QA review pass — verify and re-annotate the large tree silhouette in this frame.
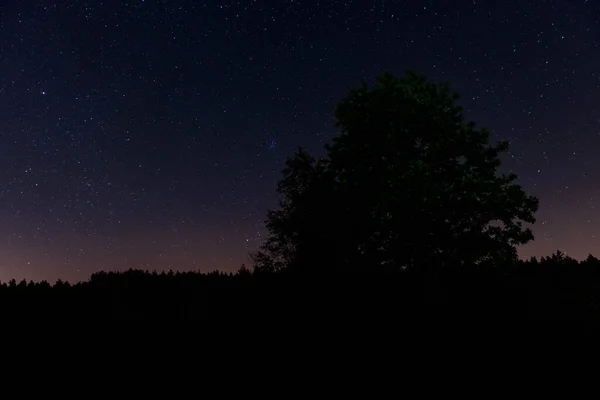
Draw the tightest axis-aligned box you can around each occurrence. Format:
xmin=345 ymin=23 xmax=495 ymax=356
xmin=253 ymin=71 xmax=539 ymax=273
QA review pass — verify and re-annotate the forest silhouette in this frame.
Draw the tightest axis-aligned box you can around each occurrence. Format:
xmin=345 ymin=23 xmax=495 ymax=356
xmin=3 ymin=71 xmax=596 ymax=321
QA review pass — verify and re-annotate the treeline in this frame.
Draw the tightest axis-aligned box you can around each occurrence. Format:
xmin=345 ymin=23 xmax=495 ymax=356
xmin=1 ymin=251 xmax=600 ymax=320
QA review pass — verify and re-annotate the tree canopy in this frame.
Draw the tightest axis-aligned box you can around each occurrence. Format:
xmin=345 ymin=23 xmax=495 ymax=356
xmin=252 ymin=71 xmax=539 ymax=273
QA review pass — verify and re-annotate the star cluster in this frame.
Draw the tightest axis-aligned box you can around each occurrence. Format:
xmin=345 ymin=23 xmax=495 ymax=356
xmin=0 ymin=0 xmax=599 ymax=281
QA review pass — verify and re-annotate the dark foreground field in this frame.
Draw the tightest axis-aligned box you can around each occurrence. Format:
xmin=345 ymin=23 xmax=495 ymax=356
xmin=2 ymin=255 xmax=600 ymax=322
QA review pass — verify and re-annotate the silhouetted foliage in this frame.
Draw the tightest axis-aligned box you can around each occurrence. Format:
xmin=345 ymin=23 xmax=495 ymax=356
xmin=0 ymin=252 xmax=598 ymax=321
xmin=253 ymin=71 xmax=539 ymax=273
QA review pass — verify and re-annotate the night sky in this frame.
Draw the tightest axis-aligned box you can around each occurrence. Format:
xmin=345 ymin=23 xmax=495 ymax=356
xmin=0 ymin=1 xmax=599 ymax=282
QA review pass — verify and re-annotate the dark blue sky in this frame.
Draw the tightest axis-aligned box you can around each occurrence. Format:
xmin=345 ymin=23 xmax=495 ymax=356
xmin=0 ymin=0 xmax=599 ymax=282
